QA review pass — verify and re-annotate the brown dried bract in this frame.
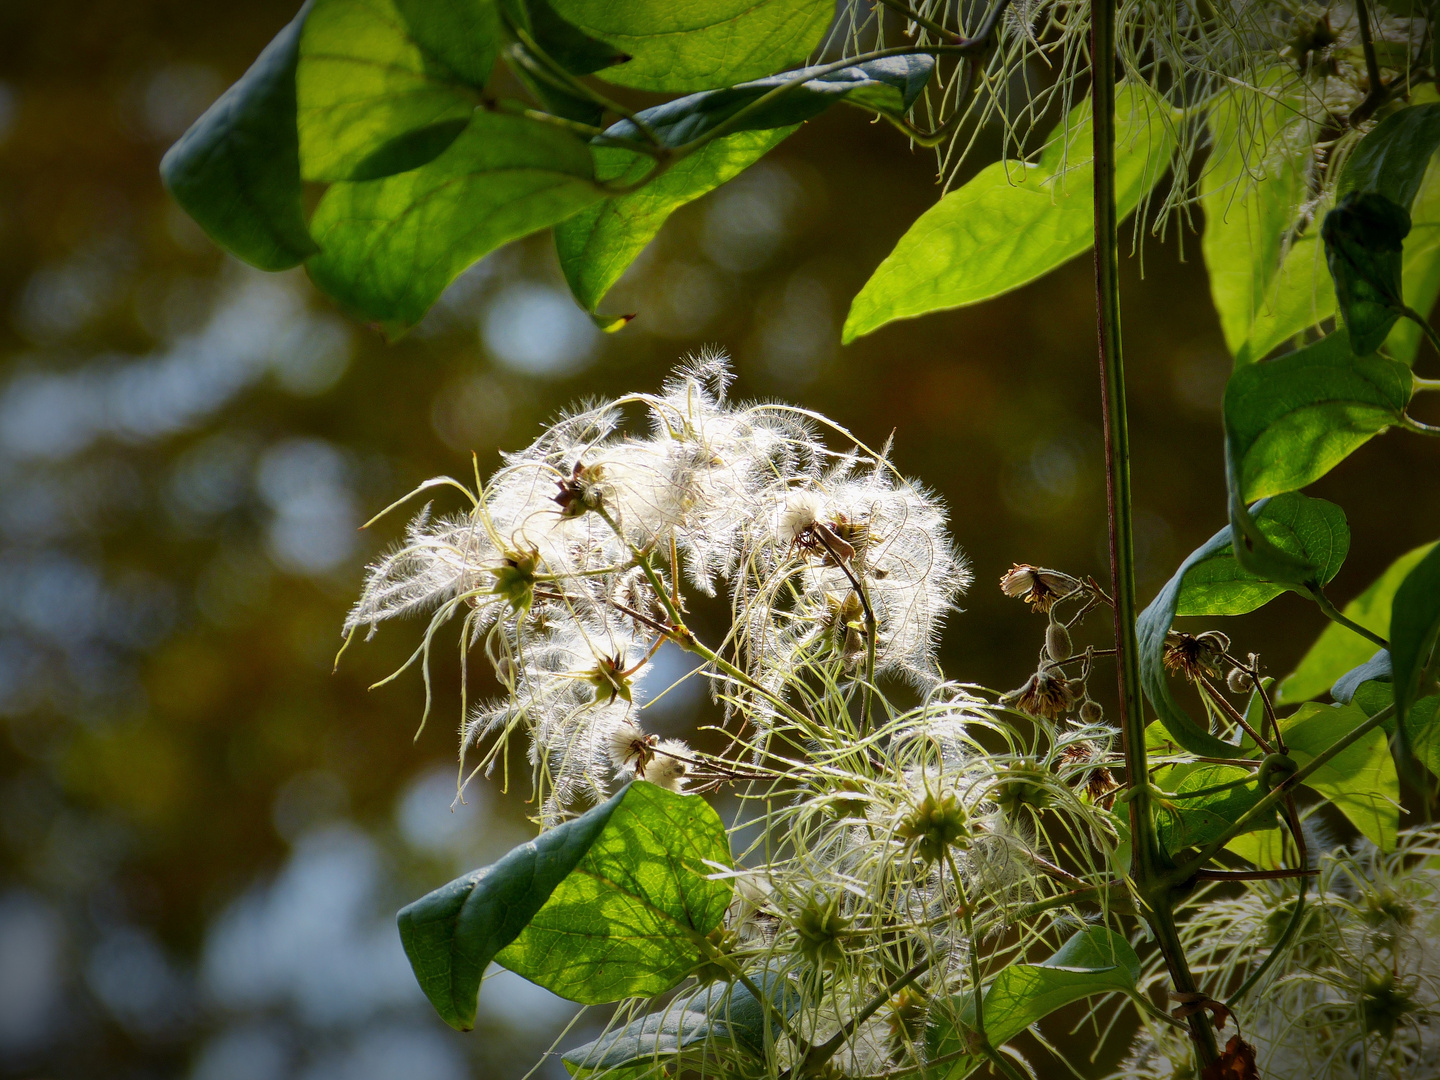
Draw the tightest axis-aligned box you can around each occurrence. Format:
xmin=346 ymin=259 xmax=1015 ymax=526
xmin=1201 ymin=1034 xmax=1259 ymax=1080
xmin=999 ymin=563 xmax=1078 ymax=613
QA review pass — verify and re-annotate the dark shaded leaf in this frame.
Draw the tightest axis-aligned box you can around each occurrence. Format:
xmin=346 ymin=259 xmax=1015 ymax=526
xmin=307 ymin=111 xmax=600 ymax=334
xmin=1392 ymin=543 xmax=1440 ymax=735
xmin=1223 ymin=331 xmax=1412 ymax=501
xmin=1338 ymin=103 xmax=1440 ymax=210
xmin=926 ymin=927 xmax=1140 ymax=1080
xmin=159 ymin=2 xmax=318 ymax=271
xmin=1138 ymin=495 xmax=1348 ymax=757
xmin=503 ymin=0 xmax=628 ymax=75
xmin=297 ymin=0 xmax=501 ymax=181
xmin=844 ymin=83 xmax=1177 ymax=342
xmin=546 ymin=0 xmax=833 ymax=93
xmin=1322 ymin=191 xmax=1411 ymax=355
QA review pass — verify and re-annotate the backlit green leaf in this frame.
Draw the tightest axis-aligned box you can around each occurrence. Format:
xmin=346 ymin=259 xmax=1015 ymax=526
xmin=1201 ymin=77 xmax=1324 ymax=364
xmin=547 ymin=0 xmax=833 ymax=93
xmin=843 ymin=83 xmax=1177 ymax=343
xmin=1277 ymin=542 xmax=1436 ymax=704
xmin=926 ymin=927 xmax=1140 ymax=1080
xmin=1157 ymin=765 xmax=1272 ymax=855
xmin=1382 ymin=155 xmax=1440 ymax=365
xmin=398 ymin=781 xmax=732 ymax=1030
xmin=495 ymin=780 xmax=733 ymax=1004
xmin=1355 ymin=685 xmax=1440 ymax=779
xmin=1391 ymin=543 xmax=1440 ymax=736
xmin=556 ymin=55 xmax=932 ymax=313
xmin=1281 ymin=702 xmax=1398 ymax=850
xmin=1138 ymin=494 xmax=1348 ymax=757
xmin=1222 ymin=330 xmax=1412 ymax=501
xmin=160 ymin=3 xmax=318 ymax=271
xmin=297 ymin=0 xmax=500 ymax=181
xmin=307 ymin=111 xmax=600 ymax=333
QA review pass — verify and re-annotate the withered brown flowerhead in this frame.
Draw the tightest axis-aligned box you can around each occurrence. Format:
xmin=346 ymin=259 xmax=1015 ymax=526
xmin=1009 ymin=668 xmax=1076 ymax=720
xmin=1163 ymin=630 xmax=1231 ymax=683
xmin=999 ymin=563 xmax=1079 ymax=613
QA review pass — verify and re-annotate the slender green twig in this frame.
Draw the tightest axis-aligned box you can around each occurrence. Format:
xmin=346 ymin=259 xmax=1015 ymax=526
xmin=1349 ymin=0 xmax=1390 ymax=125
xmin=1312 ymin=588 xmax=1389 ymax=650
xmin=873 ymin=0 xmax=962 ymax=42
xmin=1090 ymin=0 xmax=1217 ymax=1065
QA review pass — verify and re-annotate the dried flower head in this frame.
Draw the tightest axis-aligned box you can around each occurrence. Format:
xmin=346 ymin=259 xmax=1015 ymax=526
xmin=1163 ymin=630 xmax=1231 ymax=683
xmin=1007 ymin=669 xmax=1077 ymax=720
xmin=1000 ymin=564 xmax=1080 ymax=613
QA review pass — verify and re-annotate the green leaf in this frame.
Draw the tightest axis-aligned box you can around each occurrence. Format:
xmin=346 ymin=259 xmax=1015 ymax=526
xmin=307 ymin=111 xmax=600 ymax=333
xmin=554 ymin=55 xmax=932 ymax=312
xmin=1323 ymin=191 xmax=1411 ymax=355
xmin=398 ymin=782 xmax=732 ymax=1030
xmin=546 ymin=0 xmax=833 ymax=93
xmin=1391 ymin=543 xmax=1440 ymax=735
xmin=1176 ymin=494 xmax=1348 ymax=617
xmin=159 ymin=3 xmax=319 ymax=271
xmin=1222 ymin=330 xmax=1413 ymax=501
xmin=1281 ymin=702 xmax=1398 ymax=850
xmin=1157 ymin=765 xmax=1273 ymax=855
xmin=495 ymin=780 xmax=733 ymax=1004
xmin=843 ymin=83 xmax=1177 ymax=343
xmin=1382 ymin=154 xmax=1440 ymax=365
xmin=1201 ymin=77 xmax=1325 ymax=364
xmin=557 ymin=129 xmax=792 ymax=311
xmin=926 ymin=927 xmax=1140 ymax=1080
xmin=297 ymin=0 xmax=501 ymax=181
xmin=1354 ymin=685 xmax=1440 ymax=779
xmin=1138 ymin=494 xmax=1349 ymax=758
xmin=1226 ymin=826 xmax=1285 ymax=870
xmin=1278 ymin=542 xmax=1436 ymax=705
xmin=503 ymin=0 xmax=628 ymax=76
xmin=1338 ymin=103 xmax=1440 ymax=210
xmin=561 ymin=970 xmax=799 ymax=1078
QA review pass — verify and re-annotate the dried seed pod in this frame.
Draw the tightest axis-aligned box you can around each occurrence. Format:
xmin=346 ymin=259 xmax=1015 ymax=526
xmin=1046 ymin=622 xmax=1073 ymax=661
xmin=1227 ymin=667 xmax=1254 ymax=694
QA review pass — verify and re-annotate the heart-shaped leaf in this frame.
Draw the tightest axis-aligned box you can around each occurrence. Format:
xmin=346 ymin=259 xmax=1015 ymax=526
xmin=1338 ymin=103 xmax=1440 ymax=211
xmin=307 ymin=110 xmax=600 ymax=333
xmin=1223 ymin=330 xmax=1412 ymax=501
xmin=297 ymin=0 xmax=501 ymax=181
xmin=160 ymin=3 xmax=318 ymax=271
xmin=398 ymin=781 xmax=732 ymax=1030
xmin=844 ymin=82 xmax=1177 ymax=343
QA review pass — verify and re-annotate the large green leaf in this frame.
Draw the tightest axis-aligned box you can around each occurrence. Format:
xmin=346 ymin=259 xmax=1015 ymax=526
xmin=1137 ymin=494 xmax=1349 ymax=757
xmin=1201 ymin=78 xmax=1322 ymax=364
xmin=495 ymin=780 xmax=733 ymax=1004
xmin=1391 ymin=543 xmax=1440 ymax=735
xmin=547 ymin=0 xmax=833 ymax=93
xmin=1338 ymin=103 xmax=1440 ymax=209
xmin=561 ymin=970 xmax=799 ymax=1078
xmin=398 ymin=781 xmax=732 ymax=1030
xmin=1157 ymin=764 xmax=1272 ymax=855
xmin=159 ymin=3 xmax=318 ymax=271
xmin=1277 ymin=542 xmax=1437 ymax=704
xmin=555 ymin=54 xmax=932 ymax=313
xmin=1355 ymin=683 xmax=1440 ymax=779
xmin=926 ymin=927 xmax=1140 ymax=1080
xmin=307 ymin=111 xmax=600 ymax=333
xmin=297 ymin=0 xmax=500 ymax=181
xmin=1281 ymin=702 xmax=1398 ymax=850
xmin=1223 ymin=330 xmax=1412 ymax=501
xmin=1385 ymin=155 xmax=1440 ymax=364
xmin=843 ymin=83 xmax=1177 ymax=343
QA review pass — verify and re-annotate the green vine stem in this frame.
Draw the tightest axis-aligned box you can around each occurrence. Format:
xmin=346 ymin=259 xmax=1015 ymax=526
xmin=1089 ymin=0 xmax=1218 ymax=1066
xmin=1312 ymin=587 xmax=1390 ymax=649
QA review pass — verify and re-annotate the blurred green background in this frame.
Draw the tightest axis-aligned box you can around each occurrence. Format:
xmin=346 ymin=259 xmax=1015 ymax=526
xmin=1 ymin=3 xmax=1437 ymax=1079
